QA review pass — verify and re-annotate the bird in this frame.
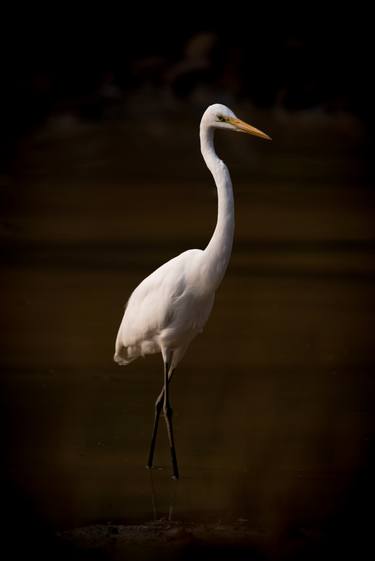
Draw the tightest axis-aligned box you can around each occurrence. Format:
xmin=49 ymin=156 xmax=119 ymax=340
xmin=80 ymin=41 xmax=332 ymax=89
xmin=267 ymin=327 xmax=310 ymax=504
xmin=114 ymin=104 xmax=271 ymax=479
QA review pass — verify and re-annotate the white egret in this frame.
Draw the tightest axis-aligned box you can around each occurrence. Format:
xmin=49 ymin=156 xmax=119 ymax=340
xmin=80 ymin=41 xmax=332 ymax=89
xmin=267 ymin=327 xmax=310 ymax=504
xmin=114 ymin=104 xmax=271 ymax=479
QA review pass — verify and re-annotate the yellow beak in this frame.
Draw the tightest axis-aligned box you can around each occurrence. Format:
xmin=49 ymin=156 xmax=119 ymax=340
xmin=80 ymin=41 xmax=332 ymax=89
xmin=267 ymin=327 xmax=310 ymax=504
xmin=228 ymin=117 xmax=272 ymax=140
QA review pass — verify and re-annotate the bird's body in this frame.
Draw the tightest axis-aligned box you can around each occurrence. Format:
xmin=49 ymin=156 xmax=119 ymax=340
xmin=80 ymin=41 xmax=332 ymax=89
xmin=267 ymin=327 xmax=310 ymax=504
xmin=115 ymin=248 xmax=215 ymax=370
xmin=114 ymin=104 xmax=270 ymax=478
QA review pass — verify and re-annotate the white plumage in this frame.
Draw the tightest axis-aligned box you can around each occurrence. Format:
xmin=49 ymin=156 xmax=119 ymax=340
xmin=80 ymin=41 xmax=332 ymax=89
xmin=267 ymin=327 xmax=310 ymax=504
xmin=115 ymin=249 xmax=215 ymax=369
xmin=114 ymin=104 xmax=271 ymax=479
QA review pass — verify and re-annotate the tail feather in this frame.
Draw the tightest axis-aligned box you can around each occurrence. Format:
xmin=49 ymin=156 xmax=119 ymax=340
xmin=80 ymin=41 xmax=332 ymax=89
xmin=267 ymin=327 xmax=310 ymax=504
xmin=113 ymin=344 xmax=136 ymax=366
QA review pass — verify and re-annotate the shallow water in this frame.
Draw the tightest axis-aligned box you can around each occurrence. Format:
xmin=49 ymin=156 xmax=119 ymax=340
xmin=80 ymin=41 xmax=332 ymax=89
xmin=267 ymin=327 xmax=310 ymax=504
xmin=1 ymin=113 xmax=374 ymax=557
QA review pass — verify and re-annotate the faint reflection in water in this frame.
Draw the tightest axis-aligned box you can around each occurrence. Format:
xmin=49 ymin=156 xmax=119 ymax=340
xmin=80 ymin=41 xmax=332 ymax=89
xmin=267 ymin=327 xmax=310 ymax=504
xmin=148 ymin=467 xmax=179 ymax=521
xmin=148 ymin=469 xmax=158 ymax=520
xmin=168 ymin=479 xmax=178 ymax=521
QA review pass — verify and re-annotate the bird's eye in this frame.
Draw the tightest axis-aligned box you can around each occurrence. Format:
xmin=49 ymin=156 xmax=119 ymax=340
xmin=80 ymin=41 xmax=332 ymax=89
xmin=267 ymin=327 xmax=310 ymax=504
xmin=217 ymin=115 xmax=226 ymax=122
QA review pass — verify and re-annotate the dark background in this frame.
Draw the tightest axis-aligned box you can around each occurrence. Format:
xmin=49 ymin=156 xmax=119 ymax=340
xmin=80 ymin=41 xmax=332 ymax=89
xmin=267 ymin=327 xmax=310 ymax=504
xmin=1 ymin=7 xmax=374 ymax=161
xmin=1 ymin=7 xmax=374 ymax=560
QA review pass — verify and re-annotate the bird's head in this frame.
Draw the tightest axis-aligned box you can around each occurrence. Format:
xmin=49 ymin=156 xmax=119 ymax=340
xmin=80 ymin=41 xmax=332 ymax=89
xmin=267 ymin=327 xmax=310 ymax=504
xmin=201 ymin=103 xmax=271 ymax=140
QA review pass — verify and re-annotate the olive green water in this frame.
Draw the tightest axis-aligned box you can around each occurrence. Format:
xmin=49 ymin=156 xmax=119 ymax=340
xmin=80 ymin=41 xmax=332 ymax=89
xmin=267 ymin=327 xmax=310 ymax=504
xmin=1 ymin=112 xmax=374 ymax=547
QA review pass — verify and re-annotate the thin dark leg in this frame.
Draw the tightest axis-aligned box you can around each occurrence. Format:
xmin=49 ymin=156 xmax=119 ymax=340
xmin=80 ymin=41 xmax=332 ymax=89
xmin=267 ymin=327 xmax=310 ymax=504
xmin=146 ymin=387 xmax=164 ymax=470
xmin=163 ymin=361 xmax=179 ymax=480
xmin=146 ymin=364 xmax=174 ymax=470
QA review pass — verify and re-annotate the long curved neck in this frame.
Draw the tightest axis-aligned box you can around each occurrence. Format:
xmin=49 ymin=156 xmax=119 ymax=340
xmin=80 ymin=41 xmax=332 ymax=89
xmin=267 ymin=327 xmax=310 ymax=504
xmin=200 ymin=123 xmax=234 ymax=290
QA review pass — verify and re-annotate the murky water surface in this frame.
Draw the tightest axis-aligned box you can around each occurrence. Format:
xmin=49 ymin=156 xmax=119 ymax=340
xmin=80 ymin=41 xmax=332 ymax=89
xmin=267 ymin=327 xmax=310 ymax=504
xmin=1 ymin=115 xmax=374 ymax=556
